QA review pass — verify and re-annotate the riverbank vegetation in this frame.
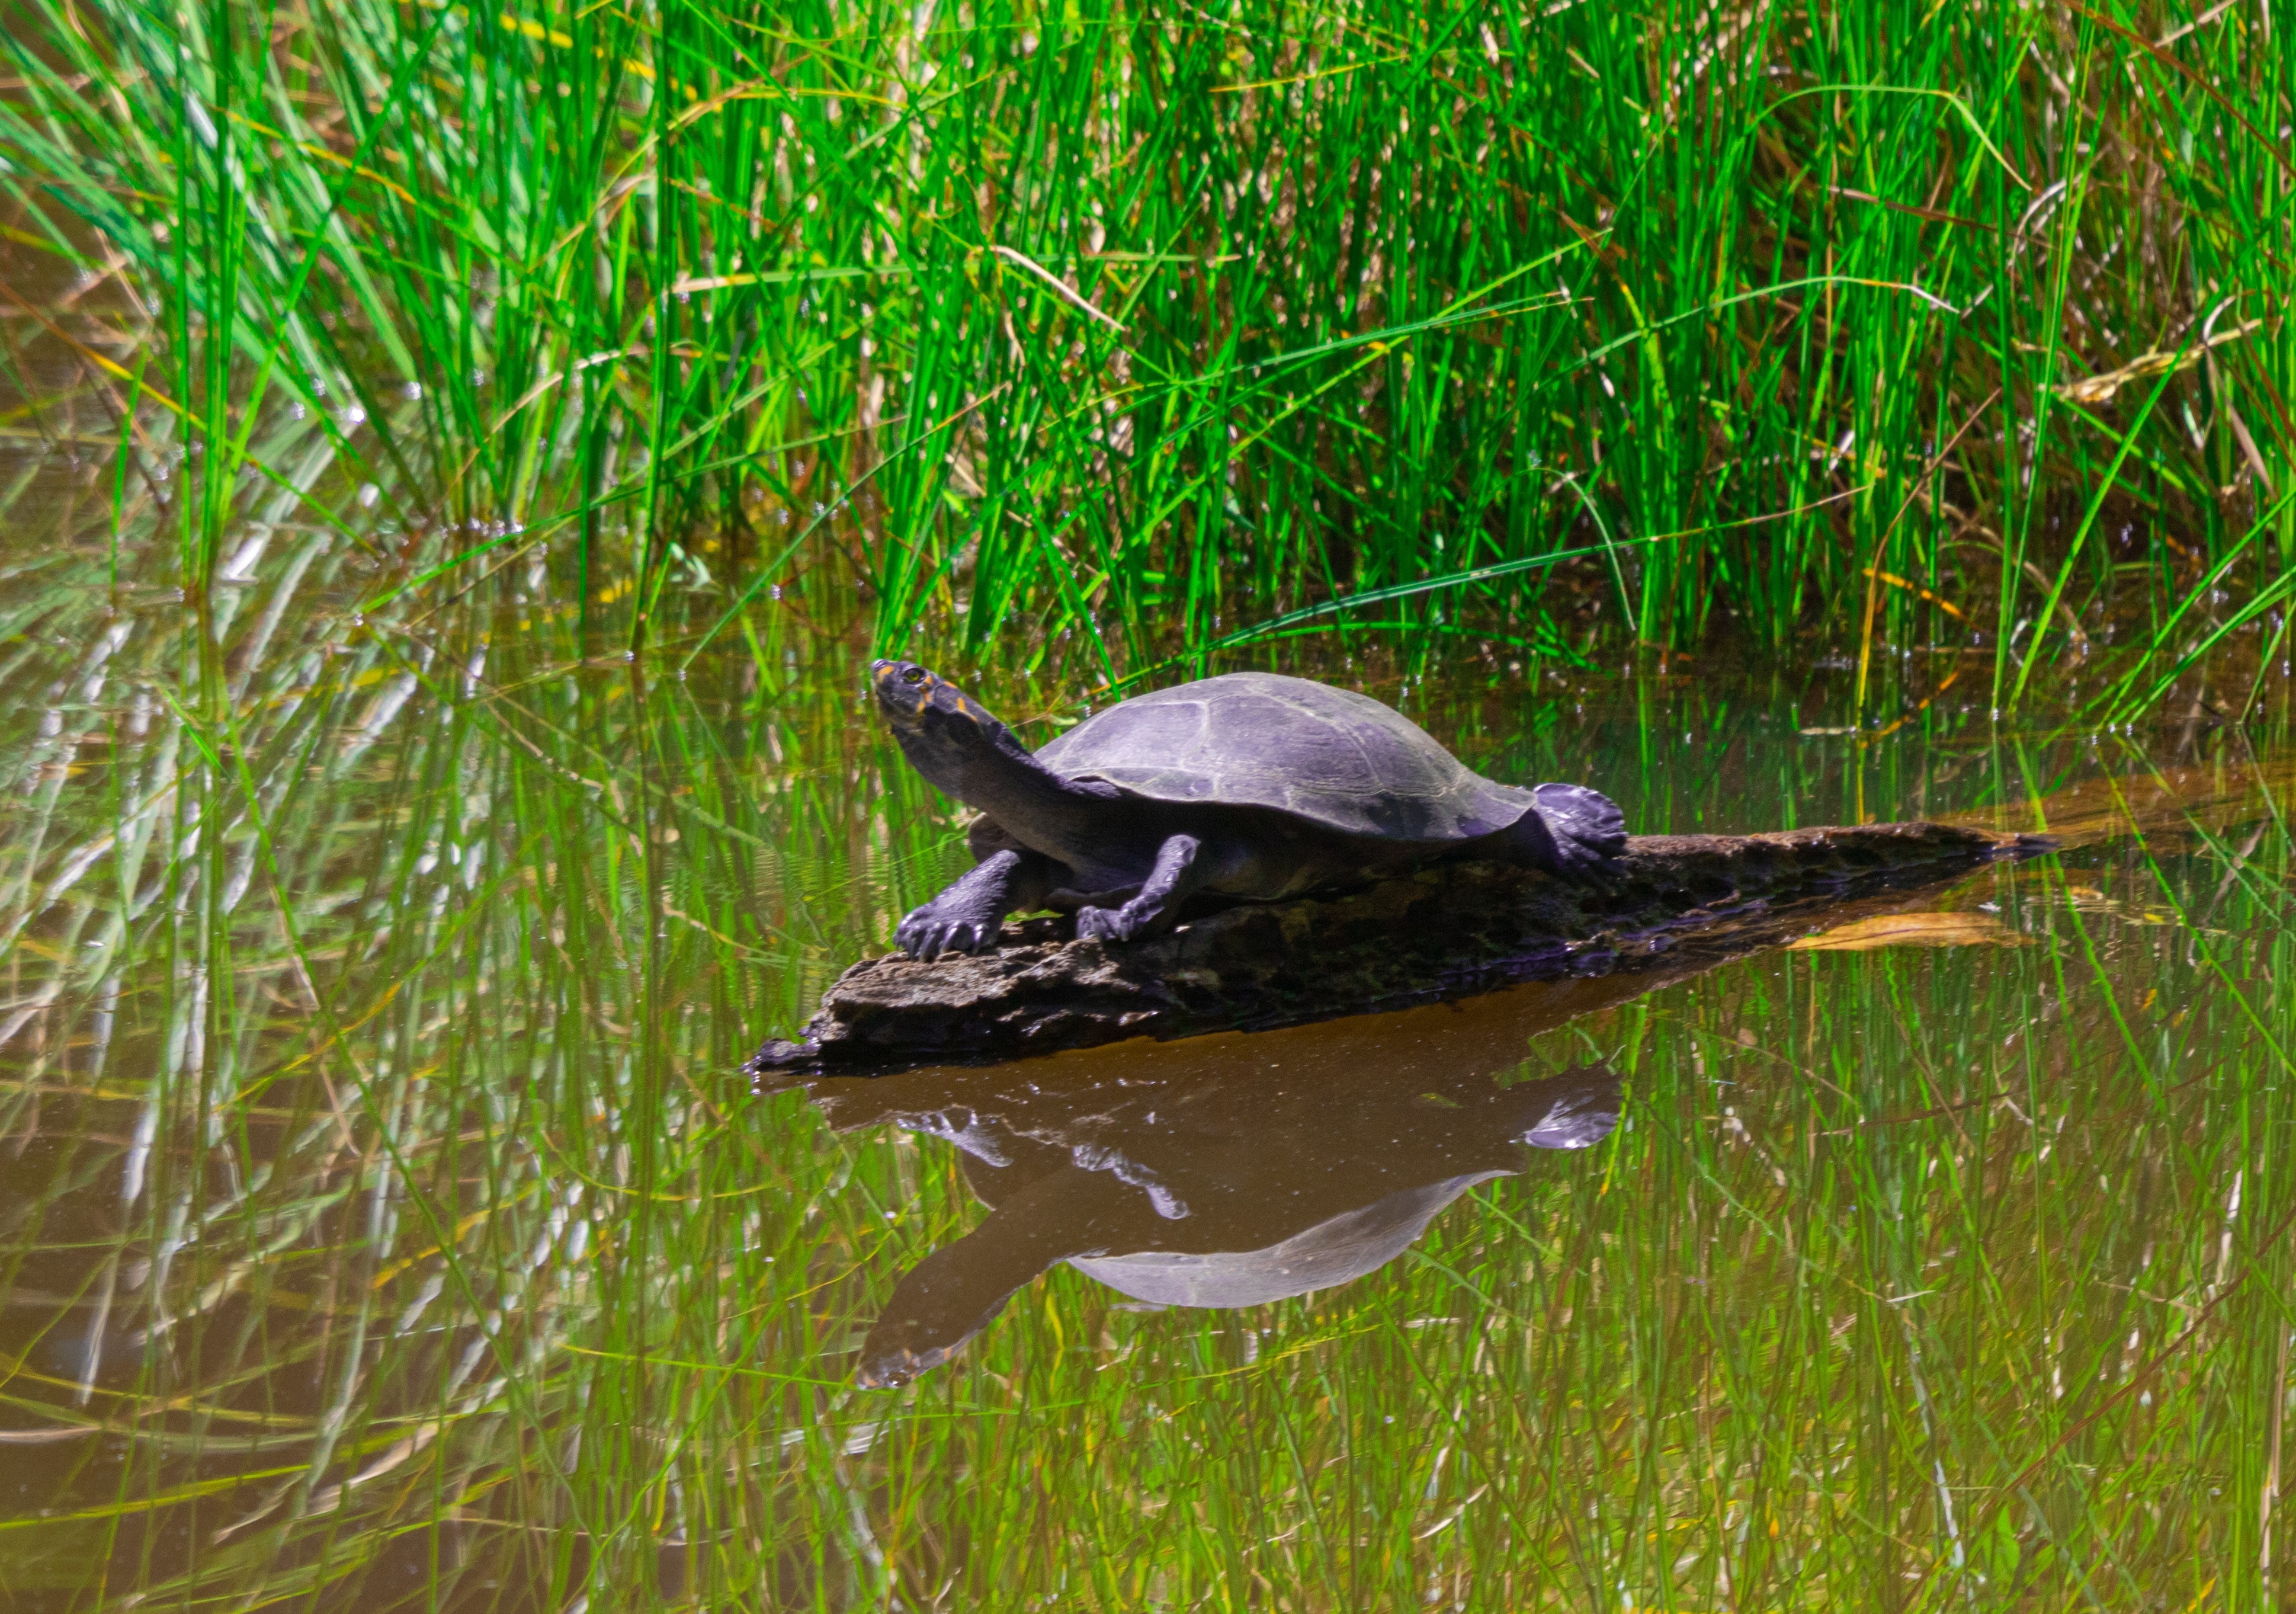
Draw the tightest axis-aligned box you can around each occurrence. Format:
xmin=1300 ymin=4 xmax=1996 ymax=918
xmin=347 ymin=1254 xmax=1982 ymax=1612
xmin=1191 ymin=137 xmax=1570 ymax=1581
xmin=1 ymin=0 xmax=2289 ymax=712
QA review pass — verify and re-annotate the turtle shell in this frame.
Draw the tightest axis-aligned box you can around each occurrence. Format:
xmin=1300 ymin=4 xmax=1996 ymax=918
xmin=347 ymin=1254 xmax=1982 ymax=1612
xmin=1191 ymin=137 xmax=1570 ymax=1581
xmin=1034 ymin=672 xmax=1535 ymax=842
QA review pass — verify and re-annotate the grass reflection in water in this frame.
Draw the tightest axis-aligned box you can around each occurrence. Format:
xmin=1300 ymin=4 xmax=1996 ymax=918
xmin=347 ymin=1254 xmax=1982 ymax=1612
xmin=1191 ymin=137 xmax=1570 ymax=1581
xmin=2 ymin=604 xmax=2294 ymax=1610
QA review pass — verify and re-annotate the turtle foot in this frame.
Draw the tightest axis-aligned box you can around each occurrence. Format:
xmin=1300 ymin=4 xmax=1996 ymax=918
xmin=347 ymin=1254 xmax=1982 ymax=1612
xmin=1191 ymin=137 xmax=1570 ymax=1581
xmin=896 ymin=908 xmax=1000 ymax=960
xmin=1073 ymin=905 xmax=1137 ymax=944
xmin=896 ymin=848 xmax=1054 ymax=959
xmin=1534 ymin=783 xmax=1628 ymax=851
xmin=1076 ymin=902 xmax=1184 ymax=945
xmin=1532 ymin=783 xmax=1630 ymax=888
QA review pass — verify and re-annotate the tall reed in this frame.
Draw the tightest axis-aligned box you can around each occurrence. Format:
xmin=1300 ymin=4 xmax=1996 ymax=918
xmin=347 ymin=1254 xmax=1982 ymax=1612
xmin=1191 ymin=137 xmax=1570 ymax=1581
xmin=2 ymin=0 xmax=2289 ymax=699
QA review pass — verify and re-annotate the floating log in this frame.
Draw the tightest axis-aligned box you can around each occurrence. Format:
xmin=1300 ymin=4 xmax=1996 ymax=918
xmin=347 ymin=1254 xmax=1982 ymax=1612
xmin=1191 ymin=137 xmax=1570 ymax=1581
xmin=749 ymin=821 xmax=2053 ymax=1075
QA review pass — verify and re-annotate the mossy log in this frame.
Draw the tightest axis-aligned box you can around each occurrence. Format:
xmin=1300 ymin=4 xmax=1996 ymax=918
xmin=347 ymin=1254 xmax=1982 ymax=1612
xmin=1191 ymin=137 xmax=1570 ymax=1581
xmin=750 ymin=822 xmax=2052 ymax=1075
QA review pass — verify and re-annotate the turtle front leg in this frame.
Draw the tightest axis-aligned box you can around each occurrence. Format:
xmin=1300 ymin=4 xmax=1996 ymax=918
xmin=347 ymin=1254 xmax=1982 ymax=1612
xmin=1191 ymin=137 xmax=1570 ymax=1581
xmin=898 ymin=848 xmax=1059 ymax=959
xmin=1075 ymin=834 xmax=1209 ymax=945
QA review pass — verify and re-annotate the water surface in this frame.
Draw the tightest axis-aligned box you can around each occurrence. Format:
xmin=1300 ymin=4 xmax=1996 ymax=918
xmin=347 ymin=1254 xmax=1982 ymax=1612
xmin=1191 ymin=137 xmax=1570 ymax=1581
xmin=2 ymin=564 xmax=2292 ymax=1609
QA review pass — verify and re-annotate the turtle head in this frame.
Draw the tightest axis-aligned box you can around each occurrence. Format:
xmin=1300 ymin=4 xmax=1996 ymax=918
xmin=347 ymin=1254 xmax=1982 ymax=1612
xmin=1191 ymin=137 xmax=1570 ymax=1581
xmin=868 ymin=659 xmax=1033 ymax=803
xmin=863 ymin=652 xmax=1010 ymax=744
xmin=868 ymin=658 xmax=982 ymax=733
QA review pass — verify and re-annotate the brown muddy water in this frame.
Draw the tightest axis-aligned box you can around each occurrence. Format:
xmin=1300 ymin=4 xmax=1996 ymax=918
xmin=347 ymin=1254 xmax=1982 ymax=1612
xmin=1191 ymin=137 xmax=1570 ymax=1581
xmin=4 ymin=527 xmax=2295 ymax=1614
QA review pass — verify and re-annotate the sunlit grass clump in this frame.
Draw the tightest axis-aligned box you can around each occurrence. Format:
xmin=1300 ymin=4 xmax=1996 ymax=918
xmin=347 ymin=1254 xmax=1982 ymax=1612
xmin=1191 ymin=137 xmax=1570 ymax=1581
xmin=1 ymin=0 xmax=2290 ymax=703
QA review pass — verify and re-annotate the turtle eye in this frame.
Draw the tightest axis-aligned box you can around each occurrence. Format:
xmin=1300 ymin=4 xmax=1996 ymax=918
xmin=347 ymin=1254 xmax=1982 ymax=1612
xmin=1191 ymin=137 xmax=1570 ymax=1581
xmin=900 ymin=666 xmax=926 ymax=686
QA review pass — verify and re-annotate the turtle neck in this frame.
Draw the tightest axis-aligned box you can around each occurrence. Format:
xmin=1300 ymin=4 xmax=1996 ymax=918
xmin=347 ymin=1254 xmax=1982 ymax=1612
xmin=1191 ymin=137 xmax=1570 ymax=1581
xmin=894 ymin=716 xmax=1115 ymax=867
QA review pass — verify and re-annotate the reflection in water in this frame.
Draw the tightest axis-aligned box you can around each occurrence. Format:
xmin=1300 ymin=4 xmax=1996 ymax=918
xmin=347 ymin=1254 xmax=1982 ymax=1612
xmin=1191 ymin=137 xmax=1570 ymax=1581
xmin=790 ymin=865 xmax=2085 ymax=1386
xmin=819 ymin=1061 xmax=1620 ymax=1386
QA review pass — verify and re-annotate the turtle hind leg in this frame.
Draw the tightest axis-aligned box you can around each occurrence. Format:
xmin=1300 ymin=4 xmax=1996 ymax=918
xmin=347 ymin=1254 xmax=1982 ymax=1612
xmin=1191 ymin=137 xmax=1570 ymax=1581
xmin=1500 ymin=784 xmax=1628 ymax=885
xmin=898 ymin=848 xmax=1059 ymax=959
xmin=1075 ymin=833 xmax=1209 ymax=945
xmin=1534 ymin=783 xmax=1627 ymax=860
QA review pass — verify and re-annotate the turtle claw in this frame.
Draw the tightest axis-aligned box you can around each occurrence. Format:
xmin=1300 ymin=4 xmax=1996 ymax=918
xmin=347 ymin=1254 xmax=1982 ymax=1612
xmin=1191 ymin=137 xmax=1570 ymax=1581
xmin=1073 ymin=906 xmax=1131 ymax=944
xmin=896 ymin=849 xmax=1049 ymax=960
xmin=1075 ymin=902 xmax=1173 ymax=944
xmin=896 ymin=910 xmax=996 ymax=960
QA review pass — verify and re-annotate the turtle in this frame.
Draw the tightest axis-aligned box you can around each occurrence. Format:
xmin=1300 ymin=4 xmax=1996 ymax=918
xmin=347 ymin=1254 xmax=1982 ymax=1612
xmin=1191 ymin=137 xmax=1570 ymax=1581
xmin=870 ymin=658 xmax=1628 ymax=959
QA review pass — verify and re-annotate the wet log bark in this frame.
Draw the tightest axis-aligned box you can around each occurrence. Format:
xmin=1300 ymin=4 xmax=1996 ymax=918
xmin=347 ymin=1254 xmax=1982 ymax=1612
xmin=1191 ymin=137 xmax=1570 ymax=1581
xmin=750 ymin=821 xmax=2051 ymax=1075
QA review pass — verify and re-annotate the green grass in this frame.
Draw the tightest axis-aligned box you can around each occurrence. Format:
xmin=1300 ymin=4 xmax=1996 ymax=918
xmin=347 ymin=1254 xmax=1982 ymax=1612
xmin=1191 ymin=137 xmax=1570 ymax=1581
xmin=1 ymin=0 xmax=2291 ymax=706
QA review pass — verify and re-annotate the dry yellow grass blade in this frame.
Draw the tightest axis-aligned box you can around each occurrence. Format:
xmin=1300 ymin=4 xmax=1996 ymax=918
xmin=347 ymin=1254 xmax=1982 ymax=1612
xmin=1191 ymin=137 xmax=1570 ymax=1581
xmin=2056 ymin=318 xmax=2265 ymax=405
xmin=1788 ymin=910 xmax=2032 ymax=951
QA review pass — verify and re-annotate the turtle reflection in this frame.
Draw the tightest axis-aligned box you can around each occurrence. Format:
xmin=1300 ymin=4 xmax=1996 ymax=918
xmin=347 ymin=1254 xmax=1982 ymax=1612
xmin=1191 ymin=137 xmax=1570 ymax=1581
xmin=809 ymin=1059 xmax=1620 ymax=1386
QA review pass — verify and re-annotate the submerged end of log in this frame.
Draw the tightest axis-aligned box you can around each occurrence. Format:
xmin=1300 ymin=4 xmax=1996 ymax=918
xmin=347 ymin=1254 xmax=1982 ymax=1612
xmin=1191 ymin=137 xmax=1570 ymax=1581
xmin=750 ymin=822 xmax=2054 ymax=1075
